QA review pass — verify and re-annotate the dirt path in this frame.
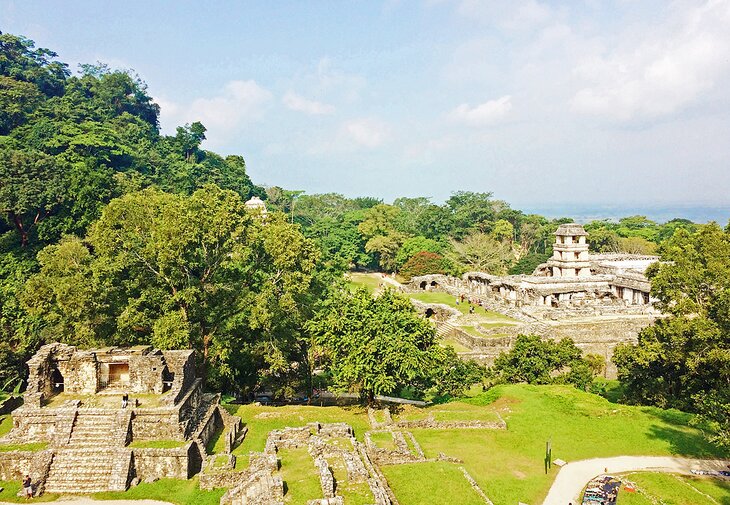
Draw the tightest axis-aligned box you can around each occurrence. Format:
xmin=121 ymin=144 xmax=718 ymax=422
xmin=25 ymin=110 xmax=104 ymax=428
xmin=541 ymin=455 xmax=730 ymax=505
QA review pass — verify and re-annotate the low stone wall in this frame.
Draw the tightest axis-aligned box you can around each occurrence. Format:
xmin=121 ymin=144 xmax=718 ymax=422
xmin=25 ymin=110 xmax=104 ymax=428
xmin=4 ymin=407 xmax=69 ymax=444
xmin=0 ymin=450 xmax=53 ymax=482
xmin=131 ymin=409 xmax=185 ymax=441
xmin=131 ymin=444 xmax=194 ymax=480
xmin=194 ymin=400 xmax=223 ymax=450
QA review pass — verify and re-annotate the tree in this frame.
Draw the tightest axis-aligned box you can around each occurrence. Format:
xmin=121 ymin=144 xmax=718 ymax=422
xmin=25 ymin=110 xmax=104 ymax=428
xmin=0 ymin=148 xmax=65 ymax=246
xmin=358 ymin=204 xmax=407 ymax=271
xmin=448 ymin=231 xmax=512 ymax=274
xmin=446 ymin=191 xmax=495 ymax=238
xmin=400 ymin=251 xmax=448 ymax=280
xmin=395 ymin=236 xmax=443 ymax=269
xmin=491 ymin=334 xmax=595 ymax=390
xmin=307 ymin=288 xmax=440 ymax=403
xmin=23 ymin=186 xmax=321 ymax=392
xmin=613 ymin=223 xmax=730 ymax=449
xmin=586 ymin=226 xmax=620 ymax=253
xmin=618 ymin=236 xmax=656 ymax=255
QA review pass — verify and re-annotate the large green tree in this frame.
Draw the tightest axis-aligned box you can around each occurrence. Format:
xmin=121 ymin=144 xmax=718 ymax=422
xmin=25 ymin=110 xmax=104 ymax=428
xmin=307 ymin=287 xmax=441 ymax=402
xmin=23 ymin=186 xmax=320 ymax=392
xmin=613 ymin=223 xmax=730 ymax=449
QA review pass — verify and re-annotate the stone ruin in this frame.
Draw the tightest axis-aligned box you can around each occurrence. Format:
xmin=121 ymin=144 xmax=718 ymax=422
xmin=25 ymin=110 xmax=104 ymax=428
xmin=408 ymin=223 xmax=661 ymax=377
xmin=412 ymin=223 xmax=658 ymax=312
xmin=0 ymin=343 xmax=243 ymax=496
xmin=217 ymin=422 xmax=392 ymax=505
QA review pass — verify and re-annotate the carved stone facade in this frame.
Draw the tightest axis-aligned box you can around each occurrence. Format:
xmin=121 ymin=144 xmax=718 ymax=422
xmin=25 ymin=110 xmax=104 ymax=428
xmin=0 ymin=344 xmax=238 ymax=496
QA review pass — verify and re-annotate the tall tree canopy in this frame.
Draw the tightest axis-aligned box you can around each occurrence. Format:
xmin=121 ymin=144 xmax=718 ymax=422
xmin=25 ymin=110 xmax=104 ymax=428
xmin=23 ymin=186 xmax=320 ymax=392
xmin=613 ymin=223 xmax=730 ymax=449
xmin=307 ymin=288 xmax=445 ymax=402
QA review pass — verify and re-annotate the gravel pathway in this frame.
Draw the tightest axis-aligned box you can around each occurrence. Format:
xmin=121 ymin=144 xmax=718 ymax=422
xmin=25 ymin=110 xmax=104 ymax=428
xmin=541 ymin=455 xmax=730 ymax=505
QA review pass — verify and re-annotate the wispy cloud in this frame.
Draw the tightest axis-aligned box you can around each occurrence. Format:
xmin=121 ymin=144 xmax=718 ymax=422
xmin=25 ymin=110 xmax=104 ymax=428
xmin=571 ymin=0 xmax=730 ymax=121
xmin=450 ymin=95 xmax=512 ymax=126
xmin=157 ymin=80 xmax=272 ymax=141
xmin=343 ymin=118 xmax=390 ymax=148
xmin=282 ymin=92 xmax=335 ymax=115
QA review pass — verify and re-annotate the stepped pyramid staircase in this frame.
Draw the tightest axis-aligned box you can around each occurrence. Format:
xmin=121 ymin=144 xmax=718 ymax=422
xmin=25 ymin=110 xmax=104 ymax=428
xmin=44 ymin=410 xmax=132 ymax=494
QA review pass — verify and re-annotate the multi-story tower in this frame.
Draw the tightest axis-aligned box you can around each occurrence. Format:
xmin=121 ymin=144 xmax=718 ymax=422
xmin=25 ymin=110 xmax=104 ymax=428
xmin=546 ymin=223 xmax=591 ymax=277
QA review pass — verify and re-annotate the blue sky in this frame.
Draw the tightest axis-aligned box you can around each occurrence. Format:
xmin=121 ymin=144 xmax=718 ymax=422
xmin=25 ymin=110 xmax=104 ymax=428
xmin=3 ymin=0 xmax=730 ymax=211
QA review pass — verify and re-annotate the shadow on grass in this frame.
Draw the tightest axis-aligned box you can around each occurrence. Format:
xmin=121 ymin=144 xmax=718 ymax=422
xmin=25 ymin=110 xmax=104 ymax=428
xmin=646 ymin=424 xmax=727 ymax=458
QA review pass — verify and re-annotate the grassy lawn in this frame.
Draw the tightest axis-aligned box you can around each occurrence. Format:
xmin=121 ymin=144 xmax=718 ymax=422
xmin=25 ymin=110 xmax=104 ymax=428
xmin=439 ymin=336 xmax=473 ymax=353
xmin=94 ymin=477 xmax=223 ymax=505
xmin=0 ymin=414 xmax=12 ymax=437
xmin=0 ymin=481 xmax=59 ymax=503
xmin=408 ymin=291 xmax=516 ymax=322
xmin=0 ymin=442 xmax=48 ymax=452
xmin=383 ymin=461 xmax=485 ymax=505
xmin=205 ymin=426 xmax=226 ymax=454
xmin=229 ymin=404 xmax=370 ymax=469
xmin=393 ymin=403 xmax=501 ymax=423
xmin=128 ymin=439 xmax=187 ymax=449
xmin=346 ymin=273 xmax=383 ymax=292
xmin=278 ymin=447 xmax=322 ymax=504
xmin=369 ymin=431 xmax=396 ymax=451
xmin=618 ymin=472 xmax=730 ymax=505
xmin=398 ymin=384 xmax=727 ymax=505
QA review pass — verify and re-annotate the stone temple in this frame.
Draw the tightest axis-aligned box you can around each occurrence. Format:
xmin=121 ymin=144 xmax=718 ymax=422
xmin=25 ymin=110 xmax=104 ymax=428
xmin=0 ymin=343 xmax=243 ymax=495
xmin=407 ymin=223 xmax=660 ymax=376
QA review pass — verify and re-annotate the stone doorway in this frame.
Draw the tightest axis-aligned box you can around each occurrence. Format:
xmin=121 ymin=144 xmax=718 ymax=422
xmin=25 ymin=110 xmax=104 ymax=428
xmin=51 ymin=367 xmax=64 ymax=393
xmin=100 ymin=362 xmax=130 ymax=389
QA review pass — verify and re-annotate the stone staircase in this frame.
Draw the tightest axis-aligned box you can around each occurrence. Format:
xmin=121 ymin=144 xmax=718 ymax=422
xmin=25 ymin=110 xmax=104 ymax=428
xmin=67 ymin=411 xmax=117 ymax=446
xmin=44 ymin=448 xmax=116 ymax=493
xmin=45 ymin=411 xmax=130 ymax=493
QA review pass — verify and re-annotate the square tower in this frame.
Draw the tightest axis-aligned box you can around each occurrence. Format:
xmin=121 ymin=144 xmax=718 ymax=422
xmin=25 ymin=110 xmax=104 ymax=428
xmin=546 ymin=223 xmax=591 ymax=277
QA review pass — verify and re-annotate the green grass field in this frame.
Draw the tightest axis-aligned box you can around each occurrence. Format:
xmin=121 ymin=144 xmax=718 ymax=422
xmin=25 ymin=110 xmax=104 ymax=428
xmin=0 ymin=415 xmax=12 ymax=437
xmin=0 ymin=384 xmax=724 ymax=505
xmin=618 ymin=472 xmax=730 ymax=505
xmin=128 ymin=439 xmax=187 ymax=449
xmin=94 ymin=477 xmax=224 ymax=505
xmin=383 ymin=462 xmax=485 ymax=505
xmin=278 ymin=447 xmax=323 ymax=504
xmin=229 ymin=403 xmax=370 ymax=469
xmin=346 ymin=273 xmax=383 ymax=292
xmin=384 ymin=384 xmax=727 ymax=505
xmin=0 ymin=481 xmax=58 ymax=503
xmin=407 ymin=291 xmax=516 ymax=322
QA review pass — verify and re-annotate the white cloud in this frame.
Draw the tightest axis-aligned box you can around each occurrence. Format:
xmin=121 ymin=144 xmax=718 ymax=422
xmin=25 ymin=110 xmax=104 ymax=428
xmin=157 ymin=80 xmax=272 ymax=140
xmin=344 ymin=118 xmax=390 ymax=148
xmin=282 ymin=92 xmax=335 ymax=115
xmin=306 ymin=118 xmax=391 ymax=155
xmin=450 ymin=95 xmax=513 ymax=126
xmin=570 ymin=0 xmax=730 ymax=121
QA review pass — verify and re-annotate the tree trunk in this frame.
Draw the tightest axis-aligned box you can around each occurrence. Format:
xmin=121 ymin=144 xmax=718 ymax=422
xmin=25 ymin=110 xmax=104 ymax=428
xmin=10 ymin=214 xmax=28 ymax=247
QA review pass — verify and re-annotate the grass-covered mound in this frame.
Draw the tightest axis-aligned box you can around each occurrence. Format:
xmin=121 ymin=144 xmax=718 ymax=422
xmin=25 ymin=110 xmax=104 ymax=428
xmin=618 ymin=472 xmax=730 ymax=504
xmin=383 ymin=384 xmax=728 ymax=505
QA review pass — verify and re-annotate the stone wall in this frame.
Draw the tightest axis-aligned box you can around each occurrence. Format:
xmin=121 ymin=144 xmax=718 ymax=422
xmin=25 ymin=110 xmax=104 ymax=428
xmin=0 ymin=450 xmax=53 ymax=482
xmin=162 ymin=350 xmax=197 ymax=404
xmin=131 ymin=444 xmax=194 ymax=480
xmin=63 ymin=351 xmax=99 ymax=394
xmin=5 ymin=408 xmax=66 ymax=444
xmin=129 ymin=352 xmax=166 ymax=394
xmin=131 ymin=409 xmax=185 ymax=441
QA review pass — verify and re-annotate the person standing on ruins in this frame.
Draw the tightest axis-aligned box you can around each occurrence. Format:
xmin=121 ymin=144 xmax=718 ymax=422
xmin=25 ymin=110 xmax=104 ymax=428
xmin=22 ymin=474 xmax=32 ymax=499
xmin=121 ymin=393 xmax=128 ymax=408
